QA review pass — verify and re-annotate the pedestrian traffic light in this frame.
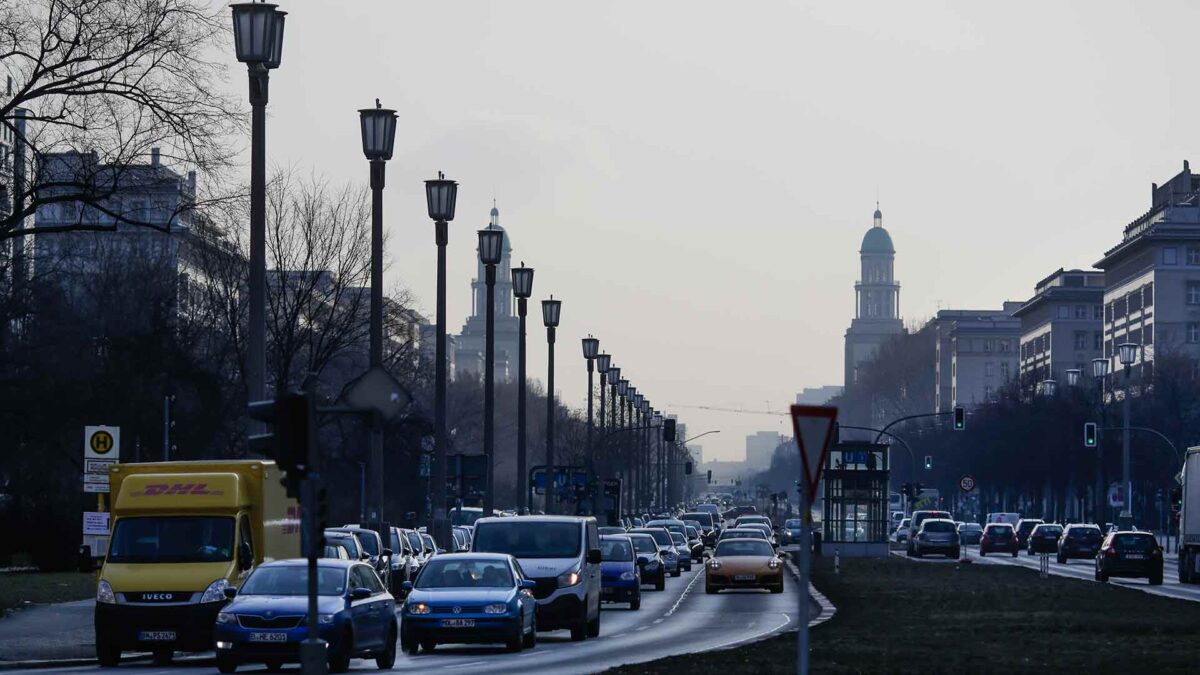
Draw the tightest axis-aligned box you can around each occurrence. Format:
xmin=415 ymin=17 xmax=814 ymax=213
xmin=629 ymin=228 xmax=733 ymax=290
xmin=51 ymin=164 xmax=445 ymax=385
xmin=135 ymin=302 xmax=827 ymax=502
xmin=924 ymin=455 xmax=933 ymax=470
xmin=247 ymin=391 xmax=315 ymax=498
xmin=663 ymin=419 xmax=676 ymax=443
xmin=1084 ymin=422 xmax=1097 ymax=448
xmin=953 ymin=406 xmax=965 ymax=430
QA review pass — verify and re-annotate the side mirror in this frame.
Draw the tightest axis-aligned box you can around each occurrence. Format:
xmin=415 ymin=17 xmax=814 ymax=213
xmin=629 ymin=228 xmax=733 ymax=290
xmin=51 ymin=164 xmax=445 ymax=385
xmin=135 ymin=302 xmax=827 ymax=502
xmin=223 ymin=586 xmax=238 ymax=599
xmin=350 ymin=587 xmax=372 ymax=600
xmin=382 ymin=548 xmax=393 ymax=558
xmin=587 ymin=549 xmax=602 ymax=565
xmin=520 ymin=579 xmax=536 ymax=590
xmin=400 ymin=581 xmax=414 ymax=593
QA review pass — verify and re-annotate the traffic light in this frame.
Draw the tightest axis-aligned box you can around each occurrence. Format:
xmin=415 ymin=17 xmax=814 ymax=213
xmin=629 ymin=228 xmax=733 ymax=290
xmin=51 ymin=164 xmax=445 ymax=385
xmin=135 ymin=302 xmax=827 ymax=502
xmin=1171 ymin=485 xmax=1183 ymax=513
xmin=953 ymin=406 xmax=965 ymax=430
xmin=1084 ymin=422 xmax=1098 ymax=448
xmin=247 ymin=391 xmax=315 ymax=498
xmin=924 ymin=455 xmax=933 ymax=470
xmin=663 ymin=419 xmax=676 ymax=443
xmin=707 ymin=470 xmax=713 ymax=484
xmin=685 ymin=461 xmax=693 ymax=475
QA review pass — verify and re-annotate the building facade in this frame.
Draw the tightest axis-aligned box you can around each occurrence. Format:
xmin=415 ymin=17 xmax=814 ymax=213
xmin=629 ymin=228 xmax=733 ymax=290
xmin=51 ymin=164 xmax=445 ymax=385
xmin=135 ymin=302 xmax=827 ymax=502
xmin=796 ymin=386 xmax=843 ymax=405
xmin=844 ymin=206 xmax=903 ymax=386
xmin=929 ymin=305 xmax=1023 ymax=411
xmin=745 ymin=431 xmax=783 ymax=470
xmin=1012 ymin=268 xmax=1105 ymax=389
xmin=455 ymin=204 xmax=519 ymax=382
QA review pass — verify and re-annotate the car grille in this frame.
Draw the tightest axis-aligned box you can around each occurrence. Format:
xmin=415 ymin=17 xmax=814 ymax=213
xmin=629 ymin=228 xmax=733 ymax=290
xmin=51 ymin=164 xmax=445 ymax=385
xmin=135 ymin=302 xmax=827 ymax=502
xmin=237 ymin=615 xmax=303 ymax=629
xmin=430 ymin=605 xmax=484 ymax=614
xmin=530 ymin=578 xmax=558 ymax=600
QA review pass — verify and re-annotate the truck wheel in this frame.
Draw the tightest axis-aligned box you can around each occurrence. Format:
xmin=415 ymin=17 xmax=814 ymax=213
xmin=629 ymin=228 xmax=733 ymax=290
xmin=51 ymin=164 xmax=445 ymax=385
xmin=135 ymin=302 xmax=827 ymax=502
xmin=95 ymin=634 xmax=121 ymax=667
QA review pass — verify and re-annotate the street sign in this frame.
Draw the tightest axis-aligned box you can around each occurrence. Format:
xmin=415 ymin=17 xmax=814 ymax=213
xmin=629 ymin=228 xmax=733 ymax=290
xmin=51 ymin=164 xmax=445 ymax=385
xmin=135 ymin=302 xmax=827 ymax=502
xmin=83 ymin=511 xmax=109 ymax=536
xmin=789 ymin=405 xmax=837 ymax=502
xmin=1108 ymin=482 xmax=1124 ymax=508
xmin=84 ymin=426 xmax=120 ymax=461
xmin=959 ymin=474 xmax=976 ymax=493
xmin=85 ymin=459 xmax=115 ymax=474
xmin=343 ymin=366 xmax=410 ymax=421
xmin=83 ymin=473 xmax=108 ymax=485
xmin=84 ymin=482 xmax=110 ymax=494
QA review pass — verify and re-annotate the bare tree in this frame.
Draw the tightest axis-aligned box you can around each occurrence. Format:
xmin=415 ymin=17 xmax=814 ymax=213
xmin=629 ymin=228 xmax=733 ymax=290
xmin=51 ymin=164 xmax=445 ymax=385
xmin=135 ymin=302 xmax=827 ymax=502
xmin=0 ymin=0 xmax=243 ymax=239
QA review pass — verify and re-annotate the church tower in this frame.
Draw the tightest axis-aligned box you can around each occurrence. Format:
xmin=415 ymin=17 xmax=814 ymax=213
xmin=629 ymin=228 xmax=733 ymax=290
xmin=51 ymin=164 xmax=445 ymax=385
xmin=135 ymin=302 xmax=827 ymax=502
xmin=455 ymin=203 xmax=521 ymax=381
xmin=843 ymin=205 xmax=903 ymax=386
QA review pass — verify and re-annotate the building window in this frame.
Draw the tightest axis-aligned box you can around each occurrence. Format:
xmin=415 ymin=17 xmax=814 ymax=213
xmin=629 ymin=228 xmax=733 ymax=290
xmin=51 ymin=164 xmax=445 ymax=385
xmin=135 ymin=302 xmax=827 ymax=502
xmin=1000 ymin=361 xmax=1010 ymax=380
xmin=1128 ymin=290 xmax=1142 ymax=313
xmin=1000 ymin=339 xmax=1010 ymax=352
xmin=984 ymin=361 xmax=994 ymax=377
xmin=1074 ymin=304 xmax=1086 ymax=319
xmin=1188 ymin=282 xmax=1200 ymax=305
xmin=1188 ymin=248 xmax=1200 ymax=265
xmin=984 ymin=339 xmax=994 ymax=352
xmin=1074 ymin=331 xmax=1087 ymax=350
xmin=1165 ymin=247 xmax=1179 ymax=265
xmin=1145 ymin=283 xmax=1154 ymax=307
xmin=1145 ymin=323 xmax=1154 ymax=345
xmin=1105 ymin=302 xmax=1114 ymax=323
xmin=1188 ymin=323 xmax=1200 ymax=344
xmin=1057 ymin=305 xmax=1070 ymax=319
xmin=1094 ymin=332 xmax=1103 ymax=350
xmin=1093 ymin=304 xmax=1103 ymax=320
xmin=984 ymin=385 xmax=994 ymax=400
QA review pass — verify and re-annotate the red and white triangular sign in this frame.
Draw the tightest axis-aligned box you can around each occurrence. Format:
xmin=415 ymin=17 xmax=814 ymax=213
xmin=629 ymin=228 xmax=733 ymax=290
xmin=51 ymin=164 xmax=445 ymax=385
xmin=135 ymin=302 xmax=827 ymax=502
xmin=790 ymin=405 xmax=838 ymax=502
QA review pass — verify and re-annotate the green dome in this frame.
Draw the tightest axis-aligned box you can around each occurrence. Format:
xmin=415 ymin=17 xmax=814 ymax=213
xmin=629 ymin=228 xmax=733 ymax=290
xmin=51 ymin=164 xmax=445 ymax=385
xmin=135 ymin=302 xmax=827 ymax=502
xmin=861 ymin=226 xmax=894 ymax=255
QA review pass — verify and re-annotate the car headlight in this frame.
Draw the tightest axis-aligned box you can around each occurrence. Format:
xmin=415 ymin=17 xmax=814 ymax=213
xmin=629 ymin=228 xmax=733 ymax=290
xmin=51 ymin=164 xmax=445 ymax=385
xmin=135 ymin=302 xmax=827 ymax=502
xmin=200 ymin=578 xmax=230 ymax=604
xmin=620 ymin=571 xmax=637 ymax=581
xmin=768 ymin=559 xmax=781 ymax=569
xmin=483 ymin=604 xmax=508 ymax=614
xmin=708 ymin=559 xmax=722 ymax=570
xmin=319 ymin=614 xmax=335 ymax=625
xmin=408 ymin=602 xmax=431 ymax=615
xmin=216 ymin=612 xmax=235 ymax=624
xmin=96 ymin=580 xmax=116 ymax=604
xmin=557 ymin=569 xmax=581 ymax=588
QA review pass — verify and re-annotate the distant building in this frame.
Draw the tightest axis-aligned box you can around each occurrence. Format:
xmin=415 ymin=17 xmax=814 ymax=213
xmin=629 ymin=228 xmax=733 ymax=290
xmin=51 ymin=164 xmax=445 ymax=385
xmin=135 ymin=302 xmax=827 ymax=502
xmin=796 ymin=386 xmax=843 ymax=405
xmin=455 ymin=204 xmax=519 ymax=382
xmin=745 ymin=431 xmax=782 ymax=470
xmin=928 ymin=305 xmax=1023 ymax=411
xmin=690 ymin=445 xmax=703 ymax=466
xmin=1012 ymin=268 xmax=1105 ymax=390
xmin=844 ymin=206 xmax=904 ymax=386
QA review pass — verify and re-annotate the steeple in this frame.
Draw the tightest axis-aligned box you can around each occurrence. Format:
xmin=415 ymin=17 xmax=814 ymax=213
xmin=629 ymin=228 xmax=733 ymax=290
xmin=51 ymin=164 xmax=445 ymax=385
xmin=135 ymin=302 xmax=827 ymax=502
xmin=490 ymin=199 xmax=500 ymax=227
xmin=873 ymin=201 xmax=882 ymax=228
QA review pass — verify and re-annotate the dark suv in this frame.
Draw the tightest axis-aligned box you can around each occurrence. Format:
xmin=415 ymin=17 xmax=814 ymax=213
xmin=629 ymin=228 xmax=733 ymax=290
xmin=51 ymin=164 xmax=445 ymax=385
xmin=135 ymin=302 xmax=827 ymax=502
xmin=905 ymin=510 xmax=951 ymax=556
xmin=1057 ymin=524 xmax=1103 ymax=564
xmin=1096 ymin=531 xmax=1163 ymax=585
xmin=1027 ymin=523 xmax=1063 ymax=555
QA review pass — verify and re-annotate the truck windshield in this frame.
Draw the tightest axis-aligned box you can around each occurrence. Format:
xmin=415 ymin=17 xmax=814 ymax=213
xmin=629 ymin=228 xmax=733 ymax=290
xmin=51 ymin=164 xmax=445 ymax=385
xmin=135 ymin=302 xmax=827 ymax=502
xmin=473 ymin=522 xmax=581 ymax=558
xmin=108 ymin=516 xmax=234 ymax=564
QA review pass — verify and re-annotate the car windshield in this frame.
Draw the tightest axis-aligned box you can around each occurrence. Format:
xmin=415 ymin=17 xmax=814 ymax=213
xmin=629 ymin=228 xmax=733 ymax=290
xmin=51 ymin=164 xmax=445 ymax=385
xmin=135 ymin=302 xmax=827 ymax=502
xmin=421 ymin=534 xmax=435 ymax=551
xmin=326 ymin=535 xmax=361 ymax=558
xmin=715 ymin=540 xmax=774 ymax=557
xmin=600 ymin=538 xmax=634 ymax=561
xmin=337 ymin=530 xmax=378 ymax=556
xmin=634 ymin=529 xmax=672 ymax=546
xmin=240 ymin=566 xmax=347 ymax=596
xmin=682 ymin=513 xmax=714 ymax=528
xmin=473 ymin=522 xmax=582 ymax=558
xmin=630 ymin=536 xmax=658 ymax=554
xmin=416 ymin=558 xmax=514 ymax=588
xmin=670 ymin=532 xmax=686 ymax=546
xmin=450 ymin=508 xmax=483 ymax=526
xmin=923 ymin=521 xmax=956 ymax=533
xmin=1112 ymin=534 xmax=1154 ymax=551
xmin=406 ymin=531 xmax=423 ymax=552
xmin=107 ymin=516 xmax=234 ymax=564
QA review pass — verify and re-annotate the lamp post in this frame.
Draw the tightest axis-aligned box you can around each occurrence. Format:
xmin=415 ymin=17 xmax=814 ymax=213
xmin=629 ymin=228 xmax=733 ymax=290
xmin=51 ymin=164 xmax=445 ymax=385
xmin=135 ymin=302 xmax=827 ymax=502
xmin=1117 ymin=342 xmax=1140 ymax=524
xmin=582 ymin=336 xmax=600 ymax=511
xmin=356 ymin=99 xmax=398 ymax=524
xmin=543 ymin=296 xmax=562 ymax=513
xmin=596 ymin=353 xmax=611 ymax=478
xmin=230 ymin=1 xmax=285 ymax=423
xmin=654 ymin=411 xmax=664 ymax=508
xmin=1065 ymin=369 xmax=1081 ymax=388
xmin=628 ymin=387 xmax=638 ymax=510
xmin=478 ymin=226 xmax=505 ymax=516
xmin=1041 ymin=379 xmax=1057 ymax=397
xmin=512 ymin=264 xmax=534 ymax=514
xmin=617 ymin=378 xmax=628 ymax=507
xmin=425 ymin=173 xmax=458 ymax=549
xmin=1092 ymin=357 xmax=1110 ymax=529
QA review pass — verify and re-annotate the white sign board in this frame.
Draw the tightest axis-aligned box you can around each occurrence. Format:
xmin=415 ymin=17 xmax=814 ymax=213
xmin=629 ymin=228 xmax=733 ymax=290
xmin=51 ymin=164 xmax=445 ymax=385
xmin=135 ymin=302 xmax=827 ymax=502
xmin=83 ymin=512 xmax=109 ymax=536
xmin=84 ymin=482 xmax=110 ymax=494
xmin=84 ymin=426 xmax=120 ymax=461
xmin=85 ymin=459 xmax=115 ymax=474
xmin=83 ymin=473 xmax=109 ymax=485
xmin=1108 ymin=483 xmax=1124 ymax=508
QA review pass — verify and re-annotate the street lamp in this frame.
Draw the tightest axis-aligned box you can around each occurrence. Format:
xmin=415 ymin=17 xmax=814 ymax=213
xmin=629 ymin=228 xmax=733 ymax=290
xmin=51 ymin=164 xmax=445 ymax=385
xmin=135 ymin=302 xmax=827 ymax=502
xmin=512 ymin=263 xmax=534 ymax=514
xmin=1041 ymin=379 xmax=1057 ymax=397
xmin=542 ymin=296 xmax=562 ymax=513
xmin=1091 ymin=356 xmax=1109 ymax=528
xmin=1117 ymin=342 xmax=1140 ymax=523
xmin=425 ymin=171 xmax=458 ymax=549
xmin=582 ymin=336 xmax=600 ymax=508
xmin=653 ymin=411 xmax=664 ymax=507
xmin=1065 ymin=368 xmax=1081 ymax=388
xmin=596 ymin=352 xmax=611 ymax=437
xmin=478 ymin=225 xmax=505 ymax=517
xmin=230 ymin=1 xmax=285 ymax=424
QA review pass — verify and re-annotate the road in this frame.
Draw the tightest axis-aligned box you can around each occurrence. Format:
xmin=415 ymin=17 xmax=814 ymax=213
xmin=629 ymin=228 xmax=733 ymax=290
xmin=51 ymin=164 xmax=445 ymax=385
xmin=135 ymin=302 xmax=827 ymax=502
xmin=6 ymin=566 xmax=814 ymax=675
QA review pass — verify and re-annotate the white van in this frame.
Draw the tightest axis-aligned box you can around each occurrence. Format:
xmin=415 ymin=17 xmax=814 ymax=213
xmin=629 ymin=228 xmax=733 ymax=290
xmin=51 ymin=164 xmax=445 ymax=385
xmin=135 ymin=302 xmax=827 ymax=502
xmin=472 ymin=515 xmax=602 ymax=641
xmin=987 ymin=512 xmax=1021 ymax=526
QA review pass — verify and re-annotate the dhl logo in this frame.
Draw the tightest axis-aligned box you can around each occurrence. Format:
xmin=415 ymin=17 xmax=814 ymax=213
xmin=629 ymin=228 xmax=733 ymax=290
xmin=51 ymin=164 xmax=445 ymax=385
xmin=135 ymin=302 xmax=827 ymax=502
xmin=130 ymin=483 xmax=225 ymax=496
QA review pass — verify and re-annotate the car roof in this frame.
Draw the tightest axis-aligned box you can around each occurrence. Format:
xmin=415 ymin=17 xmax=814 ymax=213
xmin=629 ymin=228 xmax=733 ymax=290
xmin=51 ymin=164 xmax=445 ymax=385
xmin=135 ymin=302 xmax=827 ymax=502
xmin=600 ymin=534 xmax=631 ymax=541
xmin=426 ymin=552 xmax=513 ymax=562
xmin=475 ymin=515 xmax=592 ymax=525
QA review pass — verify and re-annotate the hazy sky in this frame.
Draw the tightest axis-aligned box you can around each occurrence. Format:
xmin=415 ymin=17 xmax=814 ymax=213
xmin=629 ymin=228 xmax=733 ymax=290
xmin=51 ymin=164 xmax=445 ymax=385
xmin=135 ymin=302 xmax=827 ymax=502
xmin=210 ymin=0 xmax=1200 ymax=462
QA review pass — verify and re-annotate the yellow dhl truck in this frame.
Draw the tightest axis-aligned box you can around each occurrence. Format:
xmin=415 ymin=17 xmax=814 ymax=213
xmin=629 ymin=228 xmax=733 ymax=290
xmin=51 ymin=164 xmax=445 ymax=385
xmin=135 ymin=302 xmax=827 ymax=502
xmin=95 ymin=460 xmax=300 ymax=665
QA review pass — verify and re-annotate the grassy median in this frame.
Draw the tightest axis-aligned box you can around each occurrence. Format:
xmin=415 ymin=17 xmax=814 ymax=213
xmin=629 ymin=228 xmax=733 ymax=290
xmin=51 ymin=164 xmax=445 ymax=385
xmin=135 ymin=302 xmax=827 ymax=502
xmin=0 ymin=572 xmax=97 ymax=614
xmin=606 ymin=555 xmax=1200 ymax=674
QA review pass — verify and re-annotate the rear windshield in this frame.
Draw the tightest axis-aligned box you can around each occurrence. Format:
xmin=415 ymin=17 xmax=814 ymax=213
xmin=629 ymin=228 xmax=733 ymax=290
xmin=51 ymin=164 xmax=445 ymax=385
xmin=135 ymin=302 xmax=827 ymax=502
xmin=629 ymin=536 xmax=658 ymax=554
xmin=670 ymin=533 xmax=686 ymax=545
xmin=1035 ymin=526 xmax=1063 ymax=535
xmin=600 ymin=538 xmax=633 ymax=561
xmin=959 ymin=523 xmax=982 ymax=531
xmin=633 ymin=529 xmax=672 ymax=546
xmin=682 ymin=513 xmax=714 ymax=528
xmin=473 ymin=521 xmax=582 ymax=558
xmin=985 ymin=526 xmax=1013 ymax=537
xmin=715 ymin=540 xmax=773 ymax=557
xmin=922 ymin=521 xmax=956 ymax=533
xmin=722 ymin=529 xmax=763 ymax=540
xmin=1017 ymin=521 xmax=1043 ymax=532
xmin=1068 ymin=527 xmax=1102 ymax=538
xmin=1112 ymin=534 xmax=1154 ymax=551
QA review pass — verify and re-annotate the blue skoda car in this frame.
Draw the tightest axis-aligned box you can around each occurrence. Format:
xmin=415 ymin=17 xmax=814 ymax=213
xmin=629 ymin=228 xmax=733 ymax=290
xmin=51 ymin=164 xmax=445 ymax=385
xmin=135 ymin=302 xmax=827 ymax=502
xmin=400 ymin=553 xmax=537 ymax=653
xmin=213 ymin=559 xmax=396 ymax=673
xmin=599 ymin=536 xmax=641 ymax=610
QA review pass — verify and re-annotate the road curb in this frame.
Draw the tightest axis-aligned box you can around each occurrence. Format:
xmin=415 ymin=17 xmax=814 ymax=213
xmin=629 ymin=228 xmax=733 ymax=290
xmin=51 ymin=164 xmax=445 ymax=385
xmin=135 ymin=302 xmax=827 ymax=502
xmin=0 ymin=655 xmax=153 ymax=671
xmin=785 ymin=549 xmax=838 ymax=628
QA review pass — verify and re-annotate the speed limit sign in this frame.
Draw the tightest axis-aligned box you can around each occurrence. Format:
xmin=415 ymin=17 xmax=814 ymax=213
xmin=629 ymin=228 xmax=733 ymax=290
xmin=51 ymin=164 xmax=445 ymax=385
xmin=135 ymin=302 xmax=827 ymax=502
xmin=959 ymin=474 xmax=976 ymax=493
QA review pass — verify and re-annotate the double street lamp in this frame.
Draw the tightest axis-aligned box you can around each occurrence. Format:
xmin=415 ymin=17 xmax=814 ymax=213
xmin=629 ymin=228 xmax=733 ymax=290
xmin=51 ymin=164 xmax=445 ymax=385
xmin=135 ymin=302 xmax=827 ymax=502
xmin=425 ymin=173 xmax=458 ymax=549
xmin=582 ymin=336 xmax=600 ymax=508
xmin=478 ymin=225 xmax=506 ymax=517
xmin=512 ymin=264 xmax=534 ymax=514
xmin=543 ymin=296 xmax=563 ymax=513
xmin=1116 ymin=342 xmax=1140 ymax=523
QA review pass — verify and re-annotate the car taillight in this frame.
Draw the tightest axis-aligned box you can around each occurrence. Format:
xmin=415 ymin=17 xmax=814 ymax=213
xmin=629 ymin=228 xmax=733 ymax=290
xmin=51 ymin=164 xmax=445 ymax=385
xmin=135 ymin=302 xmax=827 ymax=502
xmin=1104 ymin=548 xmax=1117 ymax=558
xmin=1152 ymin=549 xmax=1162 ymax=557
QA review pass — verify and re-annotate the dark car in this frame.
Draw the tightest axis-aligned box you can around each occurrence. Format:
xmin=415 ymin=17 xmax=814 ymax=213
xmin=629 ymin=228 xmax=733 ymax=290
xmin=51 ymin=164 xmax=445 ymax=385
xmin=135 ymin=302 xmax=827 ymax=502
xmin=1095 ymin=531 xmax=1163 ymax=585
xmin=1058 ymin=524 xmax=1104 ymax=564
xmin=213 ymin=560 xmax=396 ymax=673
xmin=1027 ymin=523 xmax=1063 ymax=555
xmin=598 ymin=526 xmax=626 ymax=536
xmin=905 ymin=510 xmax=951 ymax=555
xmin=1014 ymin=519 xmax=1044 ymax=549
xmin=979 ymin=523 xmax=1019 ymax=557
xmin=599 ymin=536 xmax=641 ymax=610
xmin=627 ymin=532 xmax=666 ymax=591
xmin=957 ymin=522 xmax=983 ymax=545
xmin=400 ymin=553 xmax=538 ymax=653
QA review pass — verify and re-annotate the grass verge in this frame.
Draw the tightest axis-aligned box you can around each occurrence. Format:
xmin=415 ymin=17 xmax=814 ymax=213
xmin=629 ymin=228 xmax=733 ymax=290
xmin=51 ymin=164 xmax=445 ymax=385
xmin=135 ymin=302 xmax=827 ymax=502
xmin=605 ymin=555 xmax=1200 ymax=674
xmin=0 ymin=572 xmax=96 ymax=615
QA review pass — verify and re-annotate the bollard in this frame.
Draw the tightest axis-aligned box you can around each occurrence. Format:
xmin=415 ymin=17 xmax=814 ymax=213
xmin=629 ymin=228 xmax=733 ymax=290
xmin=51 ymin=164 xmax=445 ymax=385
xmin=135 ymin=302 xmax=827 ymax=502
xmin=834 ymin=548 xmax=840 ymax=575
xmin=1039 ymin=552 xmax=1049 ymax=579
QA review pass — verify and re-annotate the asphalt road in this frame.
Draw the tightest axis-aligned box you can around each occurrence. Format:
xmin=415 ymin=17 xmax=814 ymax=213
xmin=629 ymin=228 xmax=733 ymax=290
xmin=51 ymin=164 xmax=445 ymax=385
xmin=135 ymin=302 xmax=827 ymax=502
xmin=7 ymin=566 xmax=814 ymax=675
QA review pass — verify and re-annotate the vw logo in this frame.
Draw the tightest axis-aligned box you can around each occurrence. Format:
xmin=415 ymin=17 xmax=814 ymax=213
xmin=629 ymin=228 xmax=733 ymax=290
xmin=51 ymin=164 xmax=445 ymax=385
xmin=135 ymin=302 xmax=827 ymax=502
xmin=452 ymin=606 xmax=462 ymax=614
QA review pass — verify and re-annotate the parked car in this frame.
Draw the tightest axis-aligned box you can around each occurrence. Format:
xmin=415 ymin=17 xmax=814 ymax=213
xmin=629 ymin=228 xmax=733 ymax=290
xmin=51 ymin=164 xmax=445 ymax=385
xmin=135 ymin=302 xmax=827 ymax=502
xmin=905 ymin=511 xmax=951 ymax=555
xmin=1058 ymin=524 xmax=1104 ymax=563
xmin=399 ymin=553 xmax=537 ymax=653
xmin=214 ymin=559 xmax=396 ymax=673
xmin=705 ymin=538 xmax=784 ymax=594
xmin=599 ymin=536 xmax=641 ymax=610
xmin=979 ymin=523 xmax=1019 ymax=557
xmin=957 ymin=522 xmax=983 ymax=545
xmin=1027 ymin=523 xmax=1064 ymax=555
xmin=627 ymin=532 xmax=666 ymax=591
xmin=1014 ymin=519 xmax=1045 ymax=549
xmin=910 ymin=518 xmax=960 ymax=558
xmin=1095 ymin=531 xmax=1163 ymax=585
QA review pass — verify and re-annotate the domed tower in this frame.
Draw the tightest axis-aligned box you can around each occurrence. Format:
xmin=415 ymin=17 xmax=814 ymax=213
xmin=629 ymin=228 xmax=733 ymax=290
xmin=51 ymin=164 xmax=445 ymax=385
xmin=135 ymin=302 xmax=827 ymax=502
xmin=456 ymin=202 xmax=521 ymax=381
xmin=844 ymin=205 xmax=903 ymax=386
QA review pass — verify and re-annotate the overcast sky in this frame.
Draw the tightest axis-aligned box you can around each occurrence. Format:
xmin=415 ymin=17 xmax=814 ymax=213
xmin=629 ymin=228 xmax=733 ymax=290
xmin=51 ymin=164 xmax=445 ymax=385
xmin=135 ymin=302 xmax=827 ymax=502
xmin=212 ymin=0 xmax=1200 ymax=462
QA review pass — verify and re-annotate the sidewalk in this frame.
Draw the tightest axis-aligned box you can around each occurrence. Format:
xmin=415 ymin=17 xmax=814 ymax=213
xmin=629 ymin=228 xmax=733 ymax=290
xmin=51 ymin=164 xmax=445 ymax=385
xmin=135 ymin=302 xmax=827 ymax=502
xmin=0 ymin=599 xmax=95 ymax=662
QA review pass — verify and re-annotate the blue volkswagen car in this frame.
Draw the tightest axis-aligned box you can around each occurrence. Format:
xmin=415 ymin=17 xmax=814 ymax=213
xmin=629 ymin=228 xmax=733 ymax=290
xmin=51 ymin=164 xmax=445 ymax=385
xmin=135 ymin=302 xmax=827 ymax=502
xmin=400 ymin=553 xmax=537 ymax=653
xmin=599 ymin=536 xmax=641 ymax=610
xmin=213 ymin=559 xmax=396 ymax=673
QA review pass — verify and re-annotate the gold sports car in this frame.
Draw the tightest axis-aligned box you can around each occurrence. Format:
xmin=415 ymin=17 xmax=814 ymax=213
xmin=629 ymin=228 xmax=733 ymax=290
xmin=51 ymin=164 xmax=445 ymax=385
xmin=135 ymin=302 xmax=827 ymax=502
xmin=705 ymin=538 xmax=784 ymax=593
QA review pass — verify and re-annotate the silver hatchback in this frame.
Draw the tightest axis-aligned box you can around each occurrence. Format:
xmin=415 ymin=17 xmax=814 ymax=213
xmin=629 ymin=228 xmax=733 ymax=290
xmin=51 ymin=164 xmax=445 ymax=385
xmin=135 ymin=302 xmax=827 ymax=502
xmin=911 ymin=518 xmax=960 ymax=558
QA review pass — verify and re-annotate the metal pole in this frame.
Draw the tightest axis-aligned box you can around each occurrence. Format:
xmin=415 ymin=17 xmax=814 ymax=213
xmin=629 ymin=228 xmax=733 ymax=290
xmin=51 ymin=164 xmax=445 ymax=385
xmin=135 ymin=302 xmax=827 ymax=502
xmin=484 ymin=265 xmax=496 ymax=516
xmin=163 ymin=395 xmax=171 ymax=461
xmin=359 ymin=463 xmax=366 ymax=522
xmin=797 ymin=486 xmax=811 ymax=675
xmin=368 ymin=159 xmax=385 ymax=524
xmin=517 ymin=298 xmax=528 ymax=514
xmin=598 ymin=373 xmax=607 ymax=484
xmin=247 ymin=65 xmax=268 ymax=424
xmin=432 ymin=221 xmax=450 ymax=548
xmin=586 ymin=361 xmax=594 ymax=491
xmin=546 ymin=326 xmax=557 ymax=514
xmin=1096 ymin=378 xmax=1106 ymax=530
xmin=657 ymin=424 xmax=664 ymax=508
xmin=1122 ymin=368 xmax=1132 ymax=522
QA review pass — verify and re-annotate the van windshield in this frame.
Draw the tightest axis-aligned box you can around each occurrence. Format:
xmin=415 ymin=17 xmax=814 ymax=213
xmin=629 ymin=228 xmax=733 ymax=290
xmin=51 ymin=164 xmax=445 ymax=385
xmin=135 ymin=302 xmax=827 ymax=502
xmin=108 ymin=516 xmax=234 ymax=564
xmin=473 ymin=522 xmax=581 ymax=558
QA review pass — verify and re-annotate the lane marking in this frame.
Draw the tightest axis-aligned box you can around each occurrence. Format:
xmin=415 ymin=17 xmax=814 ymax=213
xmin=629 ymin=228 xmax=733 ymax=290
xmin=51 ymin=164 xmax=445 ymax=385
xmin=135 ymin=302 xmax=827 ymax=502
xmin=442 ymin=660 xmax=488 ymax=669
xmin=636 ymin=625 xmax=649 ymax=631
xmin=652 ymin=618 xmax=663 ymax=624
xmin=664 ymin=569 xmax=703 ymax=617
xmin=704 ymin=612 xmax=792 ymax=653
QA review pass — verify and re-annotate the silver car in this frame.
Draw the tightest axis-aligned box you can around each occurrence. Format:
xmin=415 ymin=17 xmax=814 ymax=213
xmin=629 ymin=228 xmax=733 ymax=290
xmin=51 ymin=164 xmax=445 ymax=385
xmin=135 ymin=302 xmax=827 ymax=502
xmin=911 ymin=518 xmax=960 ymax=558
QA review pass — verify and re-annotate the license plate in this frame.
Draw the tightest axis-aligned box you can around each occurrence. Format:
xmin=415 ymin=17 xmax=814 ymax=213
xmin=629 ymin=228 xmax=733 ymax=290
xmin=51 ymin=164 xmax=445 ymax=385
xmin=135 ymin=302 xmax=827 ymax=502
xmin=248 ymin=632 xmax=288 ymax=643
xmin=1125 ymin=554 xmax=1145 ymax=559
xmin=137 ymin=631 xmax=175 ymax=642
xmin=734 ymin=574 xmax=755 ymax=581
xmin=441 ymin=619 xmax=474 ymax=628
